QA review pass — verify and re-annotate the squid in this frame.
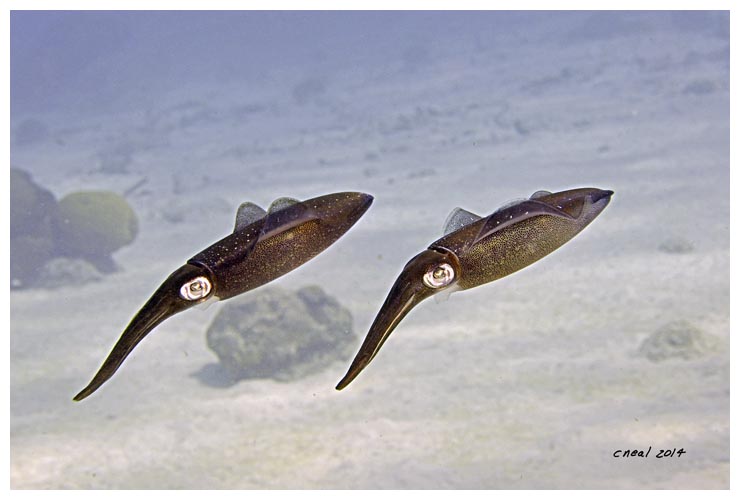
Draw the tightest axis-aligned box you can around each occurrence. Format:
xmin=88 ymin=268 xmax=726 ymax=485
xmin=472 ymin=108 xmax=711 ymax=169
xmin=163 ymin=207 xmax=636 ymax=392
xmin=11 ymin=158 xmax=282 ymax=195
xmin=336 ymin=187 xmax=613 ymax=390
xmin=74 ymin=191 xmax=373 ymax=401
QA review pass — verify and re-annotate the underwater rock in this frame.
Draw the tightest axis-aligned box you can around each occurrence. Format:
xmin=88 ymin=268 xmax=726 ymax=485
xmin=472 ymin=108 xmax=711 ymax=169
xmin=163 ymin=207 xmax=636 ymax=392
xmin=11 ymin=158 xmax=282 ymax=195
xmin=206 ymin=285 xmax=355 ymax=382
xmin=36 ymin=257 xmax=103 ymax=289
xmin=10 ymin=168 xmax=58 ymax=239
xmin=658 ymin=237 xmax=694 ymax=254
xmin=10 ymin=168 xmax=59 ymax=288
xmin=54 ymin=191 xmax=138 ymax=271
xmin=639 ymin=320 xmax=716 ymax=362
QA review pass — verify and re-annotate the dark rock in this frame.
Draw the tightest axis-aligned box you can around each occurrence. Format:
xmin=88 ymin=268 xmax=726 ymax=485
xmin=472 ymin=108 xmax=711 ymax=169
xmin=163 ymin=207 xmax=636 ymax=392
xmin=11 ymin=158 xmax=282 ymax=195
xmin=205 ymin=285 xmax=355 ymax=382
xmin=639 ymin=320 xmax=717 ymax=362
xmin=10 ymin=168 xmax=58 ymax=239
xmin=190 ymin=363 xmax=241 ymax=388
xmin=10 ymin=169 xmax=59 ymax=288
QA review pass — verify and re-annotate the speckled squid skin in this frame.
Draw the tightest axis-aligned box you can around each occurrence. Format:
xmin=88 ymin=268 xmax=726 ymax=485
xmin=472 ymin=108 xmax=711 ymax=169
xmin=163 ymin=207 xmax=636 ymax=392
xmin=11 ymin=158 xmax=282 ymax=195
xmin=432 ymin=188 xmax=608 ymax=290
xmin=189 ymin=192 xmax=374 ymax=299
xmin=335 ymin=187 xmax=612 ymax=391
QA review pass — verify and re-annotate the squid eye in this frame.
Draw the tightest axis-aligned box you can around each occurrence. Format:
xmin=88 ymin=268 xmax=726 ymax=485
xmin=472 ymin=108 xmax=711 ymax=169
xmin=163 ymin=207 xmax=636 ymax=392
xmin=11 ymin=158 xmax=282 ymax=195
xmin=423 ymin=263 xmax=455 ymax=289
xmin=180 ymin=276 xmax=212 ymax=301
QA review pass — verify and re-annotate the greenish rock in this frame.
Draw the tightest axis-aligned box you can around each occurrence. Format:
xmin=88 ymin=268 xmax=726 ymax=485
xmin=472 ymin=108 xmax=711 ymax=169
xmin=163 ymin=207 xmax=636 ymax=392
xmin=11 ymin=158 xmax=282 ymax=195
xmin=206 ymin=285 xmax=355 ymax=382
xmin=54 ymin=190 xmax=138 ymax=271
xmin=639 ymin=320 xmax=717 ymax=362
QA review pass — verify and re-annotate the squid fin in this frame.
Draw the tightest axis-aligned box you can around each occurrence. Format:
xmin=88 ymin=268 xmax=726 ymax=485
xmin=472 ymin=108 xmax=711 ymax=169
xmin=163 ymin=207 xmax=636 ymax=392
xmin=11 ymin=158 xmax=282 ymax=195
xmin=530 ymin=190 xmax=552 ymax=200
xmin=267 ymin=197 xmax=300 ymax=213
xmin=442 ymin=207 xmax=482 ymax=235
xmin=234 ymin=202 xmax=267 ymax=232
